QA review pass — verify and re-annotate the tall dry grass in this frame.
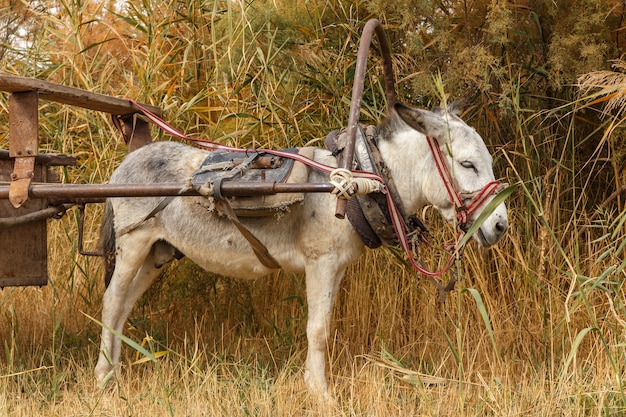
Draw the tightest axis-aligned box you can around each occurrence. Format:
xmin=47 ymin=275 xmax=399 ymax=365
xmin=1 ymin=0 xmax=625 ymax=415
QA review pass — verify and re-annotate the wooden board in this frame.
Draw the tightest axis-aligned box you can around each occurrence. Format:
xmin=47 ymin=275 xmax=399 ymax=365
xmin=0 ymin=158 xmax=48 ymax=287
xmin=0 ymin=72 xmax=162 ymax=116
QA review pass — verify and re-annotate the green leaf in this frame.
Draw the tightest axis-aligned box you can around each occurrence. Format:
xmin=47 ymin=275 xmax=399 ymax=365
xmin=83 ymin=312 xmax=156 ymax=363
xmin=457 ymin=184 xmax=516 ymax=248
xmin=462 ymin=288 xmax=497 ymax=355
xmin=559 ymin=327 xmax=597 ymax=382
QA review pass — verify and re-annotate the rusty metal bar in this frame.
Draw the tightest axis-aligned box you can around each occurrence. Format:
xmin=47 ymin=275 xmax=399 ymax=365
xmin=335 ymin=19 xmax=397 ymax=219
xmin=0 ymin=182 xmax=335 ymax=200
xmin=0 ymin=204 xmax=71 ymax=228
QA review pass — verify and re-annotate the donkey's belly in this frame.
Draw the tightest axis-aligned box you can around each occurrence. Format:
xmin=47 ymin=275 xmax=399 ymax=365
xmin=180 ymin=233 xmax=305 ymax=279
xmin=159 ymin=201 xmax=306 ymax=279
xmin=156 ymin=174 xmax=364 ymax=280
xmin=184 ymin=249 xmax=287 ymax=279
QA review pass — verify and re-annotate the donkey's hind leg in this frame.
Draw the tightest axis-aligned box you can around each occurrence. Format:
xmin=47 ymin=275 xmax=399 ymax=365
xmin=95 ymin=232 xmax=171 ymax=383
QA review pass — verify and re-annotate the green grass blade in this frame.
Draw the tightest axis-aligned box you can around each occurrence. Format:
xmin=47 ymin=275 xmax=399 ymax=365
xmin=83 ymin=312 xmax=156 ymax=363
xmin=462 ymin=288 xmax=498 ymax=356
xmin=457 ymin=184 xmax=516 ymax=248
xmin=558 ymin=327 xmax=596 ymax=382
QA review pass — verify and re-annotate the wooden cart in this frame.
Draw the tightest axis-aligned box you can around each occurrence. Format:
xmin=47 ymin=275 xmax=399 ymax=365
xmin=0 ymin=19 xmax=395 ymax=288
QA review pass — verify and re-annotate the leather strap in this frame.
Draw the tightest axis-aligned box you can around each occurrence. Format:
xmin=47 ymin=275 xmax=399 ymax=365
xmin=214 ymin=199 xmax=281 ymax=269
xmin=9 ymin=156 xmax=35 ymax=208
xmin=116 ymin=151 xmax=281 ymax=269
xmin=210 ymin=153 xmax=281 ymax=269
xmin=116 ymin=196 xmax=175 ymax=237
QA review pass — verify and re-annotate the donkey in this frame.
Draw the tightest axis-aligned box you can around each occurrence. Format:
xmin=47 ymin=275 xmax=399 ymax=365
xmin=94 ymin=101 xmax=509 ymax=396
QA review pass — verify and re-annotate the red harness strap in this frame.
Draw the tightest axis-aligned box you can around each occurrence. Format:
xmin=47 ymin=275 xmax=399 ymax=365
xmin=426 ymin=135 xmax=505 ymax=229
xmin=388 ymin=136 xmax=506 ymax=276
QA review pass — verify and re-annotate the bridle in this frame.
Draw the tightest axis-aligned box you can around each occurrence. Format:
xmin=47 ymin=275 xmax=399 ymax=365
xmin=425 ymin=135 xmax=508 ymax=233
xmin=384 ymin=135 xmax=507 ymax=279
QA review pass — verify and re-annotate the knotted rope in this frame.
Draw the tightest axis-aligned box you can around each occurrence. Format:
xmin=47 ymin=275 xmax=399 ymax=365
xmin=329 ymin=168 xmax=386 ymax=199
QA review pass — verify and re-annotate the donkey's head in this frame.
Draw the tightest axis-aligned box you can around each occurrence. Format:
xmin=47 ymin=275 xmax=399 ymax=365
xmin=383 ymin=102 xmax=509 ymax=247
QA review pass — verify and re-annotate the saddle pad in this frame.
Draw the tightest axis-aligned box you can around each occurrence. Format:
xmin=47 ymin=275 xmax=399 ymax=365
xmin=190 ymin=147 xmax=316 ymax=217
xmin=191 ymin=149 xmax=297 ymax=187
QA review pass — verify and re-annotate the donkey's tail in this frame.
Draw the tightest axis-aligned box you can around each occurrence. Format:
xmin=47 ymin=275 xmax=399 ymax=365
xmin=98 ymin=201 xmax=116 ymax=288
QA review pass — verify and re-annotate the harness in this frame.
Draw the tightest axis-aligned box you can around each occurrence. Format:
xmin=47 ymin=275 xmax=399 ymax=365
xmin=425 ymin=134 xmax=507 ymax=231
xmin=115 ymin=101 xmax=507 ymax=281
xmin=325 ymin=125 xmax=429 ymax=249
xmin=325 ymin=125 xmax=508 ymax=276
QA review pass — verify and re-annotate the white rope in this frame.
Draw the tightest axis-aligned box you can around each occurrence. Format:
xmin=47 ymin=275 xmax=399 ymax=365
xmin=353 ymin=177 xmax=386 ymax=194
xmin=329 ymin=168 xmax=385 ymax=199
xmin=330 ymin=168 xmax=354 ymax=199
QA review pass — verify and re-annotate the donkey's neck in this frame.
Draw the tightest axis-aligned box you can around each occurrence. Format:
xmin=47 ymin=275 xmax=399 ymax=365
xmin=376 ymin=129 xmax=434 ymax=216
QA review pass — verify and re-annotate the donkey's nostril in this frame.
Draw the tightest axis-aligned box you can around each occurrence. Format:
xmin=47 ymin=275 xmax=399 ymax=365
xmin=495 ymin=221 xmax=508 ymax=234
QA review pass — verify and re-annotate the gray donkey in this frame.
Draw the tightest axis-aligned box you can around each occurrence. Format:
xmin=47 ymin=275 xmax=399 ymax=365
xmin=95 ymin=102 xmax=509 ymax=397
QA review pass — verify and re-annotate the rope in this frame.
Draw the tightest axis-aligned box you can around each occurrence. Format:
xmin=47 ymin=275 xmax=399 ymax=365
xmin=329 ymin=168 xmax=385 ymax=199
xmin=329 ymin=168 xmax=354 ymax=199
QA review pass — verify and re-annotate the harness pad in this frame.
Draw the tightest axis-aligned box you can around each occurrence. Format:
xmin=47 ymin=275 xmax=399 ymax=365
xmin=190 ymin=147 xmax=315 ymax=217
xmin=192 ymin=149 xmax=296 ymax=185
xmin=325 ymin=126 xmax=428 ymax=249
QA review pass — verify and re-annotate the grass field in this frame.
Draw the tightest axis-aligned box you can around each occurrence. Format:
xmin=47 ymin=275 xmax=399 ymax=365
xmin=1 ymin=1 xmax=626 ymax=415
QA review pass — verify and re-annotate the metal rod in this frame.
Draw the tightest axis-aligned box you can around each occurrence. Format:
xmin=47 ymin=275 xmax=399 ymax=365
xmin=335 ymin=19 xmax=396 ymax=219
xmin=78 ymin=204 xmax=102 ymax=256
xmin=0 ymin=182 xmax=335 ymax=200
xmin=0 ymin=204 xmax=72 ymax=228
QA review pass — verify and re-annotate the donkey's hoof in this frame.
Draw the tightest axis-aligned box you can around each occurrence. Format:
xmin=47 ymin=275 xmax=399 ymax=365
xmin=95 ymin=364 xmax=116 ymax=386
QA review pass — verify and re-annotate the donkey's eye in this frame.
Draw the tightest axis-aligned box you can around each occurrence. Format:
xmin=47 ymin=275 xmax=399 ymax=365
xmin=460 ymin=161 xmax=477 ymax=171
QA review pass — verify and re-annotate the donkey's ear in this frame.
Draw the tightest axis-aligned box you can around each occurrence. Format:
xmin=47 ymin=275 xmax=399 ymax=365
xmin=447 ymin=100 xmax=464 ymax=116
xmin=394 ymin=102 xmax=448 ymax=140
xmin=432 ymin=101 xmax=464 ymax=116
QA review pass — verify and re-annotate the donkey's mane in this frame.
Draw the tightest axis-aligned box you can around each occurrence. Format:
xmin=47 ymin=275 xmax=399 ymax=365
xmin=377 ymin=108 xmax=406 ymax=140
xmin=432 ymin=100 xmax=464 ymax=117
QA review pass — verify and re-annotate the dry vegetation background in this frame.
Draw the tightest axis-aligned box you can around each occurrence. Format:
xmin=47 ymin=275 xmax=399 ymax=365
xmin=1 ymin=0 xmax=626 ymax=415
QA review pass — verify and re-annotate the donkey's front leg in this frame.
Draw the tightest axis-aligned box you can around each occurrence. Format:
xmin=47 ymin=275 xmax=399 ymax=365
xmin=303 ymin=259 xmax=346 ymax=396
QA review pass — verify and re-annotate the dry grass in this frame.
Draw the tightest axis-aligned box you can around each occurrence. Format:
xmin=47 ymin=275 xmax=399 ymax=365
xmin=1 ymin=234 xmax=625 ymax=415
xmin=1 ymin=0 xmax=626 ymax=415
xmin=1 ymin=258 xmax=624 ymax=417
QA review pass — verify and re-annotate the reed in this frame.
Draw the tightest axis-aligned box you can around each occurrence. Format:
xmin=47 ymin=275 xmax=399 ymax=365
xmin=1 ymin=0 xmax=625 ymax=415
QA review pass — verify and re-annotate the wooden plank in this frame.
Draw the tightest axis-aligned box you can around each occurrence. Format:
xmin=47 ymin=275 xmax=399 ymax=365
xmin=0 ymin=72 xmax=162 ymax=116
xmin=8 ymin=91 xmax=38 ymax=208
xmin=0 ymin=150 xmax=76 ymax=166
xmin=0 ymin=158 xmax=48 ymax=287
xmin=8 ymin=91 xmax=38 ymax=157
